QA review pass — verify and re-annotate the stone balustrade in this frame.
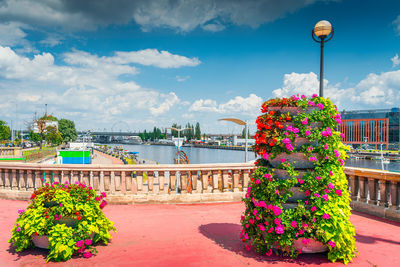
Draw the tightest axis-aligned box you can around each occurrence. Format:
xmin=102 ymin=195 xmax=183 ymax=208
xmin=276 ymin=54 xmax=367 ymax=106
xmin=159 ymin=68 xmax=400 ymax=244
xmin=0 ymin=162 xmax=398 ymax=221
xmin=0 ymin=147 xmax=22 ymax=158
xmin=0 ymin=162 xmax=254 ymax=203
xmin=345 ymin=167 xmax=399 ymax=222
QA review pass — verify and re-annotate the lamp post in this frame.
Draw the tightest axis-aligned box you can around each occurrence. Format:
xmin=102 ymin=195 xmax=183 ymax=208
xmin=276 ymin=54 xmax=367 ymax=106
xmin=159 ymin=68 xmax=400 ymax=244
xmin=312 ymin=20 xmax=334 ymax=97
xmin=219 ymin=118 xmax=249 ymax=162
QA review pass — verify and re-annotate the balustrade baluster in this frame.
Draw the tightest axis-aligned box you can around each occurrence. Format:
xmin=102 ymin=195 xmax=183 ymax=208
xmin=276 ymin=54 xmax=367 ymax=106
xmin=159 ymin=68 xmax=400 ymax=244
xmin=358 ymin=176 xmax=366 ymax=202
xmin=242 ymin=170 xmax=249 ymax=192
xmin=378 ymin=180 xmax=387 ymax=207
xmin=169 ymin=171 xmax=176 ymax=194
xmin=158 ymin=171 xmax=165 ymax=194
xmin=348 ymin=175 xmax=358 ymax=201
xmin=11 ymin=169 xmax=17 ymax=189
xmin=4 ymin=169 xmax=10 ymax=189
xmin=389 ymin=180 xmax=399 ymax=210
xmin=201 ymin=171 xmax=208 ymax=193
xmin=121 ymin=171 xmax=127 ymax=194
xmin=212 ymin=170 xmax=220 ymax=193
xmin=222 ymin=170 xmax=229 ymax=192
xmin=0 ymin=168 xmax=4 ymax=189
xmin=27 ymin=170 xmax=34 ymax=191
xmin=233 ymin=170 xmax=240 ymax=192
xmin=109 ymin=171 xmax=115 ymax=193
xmin=99 ymin=171 xmax=105 ymax=192
xmin=136 ymin=171 xmax=143 ymax=194
xmin=18 ymin=170 xmax=25 ymax=190
xmin=147 ymin=171 xmax=154 ymax=193
xmin=89 ymin=171 xmax=94 ymax=189
xmin=367 ymin=178 xmax=377 ymax=205
xmin=180 ymin=171 xmax=188 ymax=194
xmin=34 ymin=170 xmax=41 ymax=189
xmin=191 ymin=171 xmax=198 ymax=193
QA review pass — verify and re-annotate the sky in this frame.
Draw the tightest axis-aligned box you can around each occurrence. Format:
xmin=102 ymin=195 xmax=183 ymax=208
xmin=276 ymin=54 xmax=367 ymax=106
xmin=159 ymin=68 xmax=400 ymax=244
xmin=1 ymin=0 xmax=400 ymax=134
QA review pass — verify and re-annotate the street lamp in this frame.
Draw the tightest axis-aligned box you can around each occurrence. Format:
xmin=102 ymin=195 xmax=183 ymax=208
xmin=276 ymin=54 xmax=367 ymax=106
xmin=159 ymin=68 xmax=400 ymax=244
xmin=312 ymin=20 xmax=334 ymax=97
xmin=219 ymin=118 xmax=249 ymax=162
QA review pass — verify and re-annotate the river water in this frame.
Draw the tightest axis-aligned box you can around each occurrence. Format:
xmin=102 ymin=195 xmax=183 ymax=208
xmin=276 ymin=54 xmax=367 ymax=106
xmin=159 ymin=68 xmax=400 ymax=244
xmin=108 ymin=144 xmax=400 ymax=172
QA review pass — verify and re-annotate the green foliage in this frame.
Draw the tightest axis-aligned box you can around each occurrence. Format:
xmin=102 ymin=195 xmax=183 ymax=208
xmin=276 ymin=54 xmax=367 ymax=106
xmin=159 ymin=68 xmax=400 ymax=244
xmin=242 ymin=95 xmax=357 ymax=264
xmin=40 ymin=115 xmax=58 ymax=121
xmin=45 ymin=126 xmax=63 ymax=145
xmin=9 ymin=182 xmax=116 ymax=262
xmin=0 ymin=120 xmax=11 ymax=141
xmin=58 ymin=119 xmax=77 ymax=142
xmin=195 ymin=122 xmax=201 ymax=140
xmin=28 ymin=130 xmax=41 ymax=142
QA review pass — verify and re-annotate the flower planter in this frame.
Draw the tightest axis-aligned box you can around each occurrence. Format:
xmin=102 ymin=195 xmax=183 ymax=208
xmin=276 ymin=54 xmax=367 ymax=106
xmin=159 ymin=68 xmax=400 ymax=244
xmin=268 ymin=153 xmax=317 ymax=169
xmin=32 ymin=235 xmax=49 ymax=249
xmin=293 ymin=137 xmax=318 ymax=149
xmin=43 ymin=201 xmax=59 ymax=208
xmin=287 ymin=187 xmax=306 ymax=202
xmin=267 ymin=106 xmax=318 ymax=116
xmin=55 ymin=217 xmax=78 ymax=228
xmin=273 ymin=169 xmax=307 ymax=180
xmin=283 ymin=122 xmax=322 ymax=129
xmin=293 ymin=238 xmax=328 ymax=253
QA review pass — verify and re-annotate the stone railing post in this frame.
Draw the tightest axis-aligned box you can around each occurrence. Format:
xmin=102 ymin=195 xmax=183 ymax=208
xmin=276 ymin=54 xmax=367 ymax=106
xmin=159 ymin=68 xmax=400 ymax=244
xmin=4 ymin=169 xmax=10 ymax=189
xmin=201 ymin=171 xmax=209 ymax=193
xmin=232 ymin=170 xmax=240 ymax=192
xmin=35 ymin=170 xmax=42 ymax=189
xmin=18 ymin=170 xmax=25 ymax=190
xmin=99 ymin=171 xmax=105 ymax=192
xmin=242 ymin=170 xmax=249 ymax=192
xmin=212 ymin=170 xmax=220 ymax=193
xmin=348 ymin=175 xmax=358 ymax=201
xmin=180 ymin=171 xmax=188 ymax=194
xmin=389 ymin=180 xmax=398 ymax=210
xmin=147 ymin=171 xmax=154 ymax=194
xmin=121 ymin=171 xmax=127 ymax=194
xmin=27 ymin=170 xmax=34 ymax=191
xmin=0 ymin=168 xmax=4 ymax=189
xmin=11 ymin=169 xmax=17 ymax=189
xmin=110 ymin=171 xmax=116 ymax=194
xmin=367 ymin=178 xmax=377 ymax=205
xmin=158 ymin=171 xmax=165 ymax=194
xmin=169 ymin=171 xmax=176 ymax=194
xmin=136 ymin=171 xmax=143 ymax=194
xmin=378 ymin=180 xmax=387 ymax=207
xmin=89 ymin=171 xmax=94 ymax=189
xmin=191 ymin=171 xmax=198 ymax=193
xmin=358 ymin=176 xmax=366 ymax=202
xmin=222 ymin=170 xmax=229 ymax=192
xmin=104 ymin=172 xmax=110 ymax=192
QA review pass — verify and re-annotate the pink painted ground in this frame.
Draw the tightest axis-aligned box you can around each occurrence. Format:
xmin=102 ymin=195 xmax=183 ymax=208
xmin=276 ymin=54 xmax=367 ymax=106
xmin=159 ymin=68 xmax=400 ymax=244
xmin=0 ymin=199 xmax=399 ymax=266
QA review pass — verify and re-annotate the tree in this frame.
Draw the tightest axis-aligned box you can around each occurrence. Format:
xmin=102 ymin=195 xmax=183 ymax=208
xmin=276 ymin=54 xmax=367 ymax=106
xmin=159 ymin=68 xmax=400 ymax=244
xmin=195 ymin=122 xmax=201 ymax=140
xmin=45 ymin=126 xmax=63 ymax=145
xmin=28 ymin=130 xmax=41 ymax=143
xmin=0 ymin=120 xmax=11 ymax=141
xmin=58 ymin=119 xmax=77 ymax=142
xmin=242 ymin=128 xmax=250 ymax=139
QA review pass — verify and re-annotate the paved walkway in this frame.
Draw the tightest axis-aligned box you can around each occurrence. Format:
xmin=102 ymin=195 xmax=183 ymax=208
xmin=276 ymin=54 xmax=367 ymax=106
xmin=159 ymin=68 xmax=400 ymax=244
xmin=92 ymin=151 xmax=123 ymax=165
xmin=0 ymin=200 xmax=399 ymax=266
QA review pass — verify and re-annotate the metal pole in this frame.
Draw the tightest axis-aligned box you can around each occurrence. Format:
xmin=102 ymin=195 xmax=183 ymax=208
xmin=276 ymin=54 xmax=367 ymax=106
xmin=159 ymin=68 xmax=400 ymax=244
xmin=319 ymin=38 xmax=325 ymax=97
xmin=245 ymin=121 xmax=248 ymax=162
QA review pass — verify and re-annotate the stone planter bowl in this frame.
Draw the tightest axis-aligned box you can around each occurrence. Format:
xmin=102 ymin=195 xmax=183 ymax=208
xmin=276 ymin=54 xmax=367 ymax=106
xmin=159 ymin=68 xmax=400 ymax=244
xmin=283 ymin=122 xmax=322 ymax=129
xmin=32 ymin=235 xmax=49 ymax=249
xmin=293 ymin=137 xmax=318 ymax=150
xmin=273 ymin=169 xmax=307 ymax=180
xmin=293 ymin=238 xmax=328 ymax=253
xmin=268 ymin=153 xmax=317 ymax=169
xmin=55 ymin=217 xmax=78 ymax=228
xmin=267 ymin=106 xmax=319 ymax=116
xmin=287 ymin=187 xmax=306 ymax=202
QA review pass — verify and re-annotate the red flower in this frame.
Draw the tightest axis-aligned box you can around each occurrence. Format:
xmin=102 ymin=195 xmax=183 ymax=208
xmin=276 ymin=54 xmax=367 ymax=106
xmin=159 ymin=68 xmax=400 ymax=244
xmin=45 ymin=215 xmax=49 ymax=219
xmin=77 ymin=216 xmax=82 ymax=220
xmin=269 ymin=110 xmax=275 ymax=115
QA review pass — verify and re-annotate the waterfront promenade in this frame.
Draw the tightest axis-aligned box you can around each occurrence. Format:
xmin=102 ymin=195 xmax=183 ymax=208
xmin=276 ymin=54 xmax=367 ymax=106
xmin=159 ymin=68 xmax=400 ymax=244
xmin=1 ymin=199 xmax=399 ymax=266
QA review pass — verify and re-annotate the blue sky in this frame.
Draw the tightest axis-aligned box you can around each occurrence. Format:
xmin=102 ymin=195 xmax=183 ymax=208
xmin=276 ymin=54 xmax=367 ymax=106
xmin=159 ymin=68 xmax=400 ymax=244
xmin=1 ymin=0 xmax=400 ymax=134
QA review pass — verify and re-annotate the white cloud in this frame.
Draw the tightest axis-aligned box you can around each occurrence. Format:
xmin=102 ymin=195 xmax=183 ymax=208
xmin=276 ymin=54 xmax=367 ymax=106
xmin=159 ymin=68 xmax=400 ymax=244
xmin=272 ymin=70 xmax=400 ymax=110
xmin=189 ymin=94 xmax=262 ymax=116
xmin=393 ymin=15 xmax=400 ymax=35
xmin=176 ymin=75 xmax=190 ymax=82
xmin=113 ymin=49 xmax=200 ymax=68
xmin=391 ymin=54 xmax=400 ymax=67
xmin=149 ymin=92 xmax=180 ymax=115
xmin=39 ymin=35 xmax=64 ymax=47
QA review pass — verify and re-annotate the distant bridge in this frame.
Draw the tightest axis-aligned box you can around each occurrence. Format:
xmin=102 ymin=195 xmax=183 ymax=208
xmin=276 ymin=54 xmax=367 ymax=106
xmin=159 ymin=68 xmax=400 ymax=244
xmin=77 ymin=131 xmax=140 ymax=137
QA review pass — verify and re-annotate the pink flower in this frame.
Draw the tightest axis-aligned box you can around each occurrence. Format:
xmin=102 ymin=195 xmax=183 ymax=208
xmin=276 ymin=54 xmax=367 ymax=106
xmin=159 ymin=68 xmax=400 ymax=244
xmin=334 ymin=150 xmax=340 ymax=158
xmin=324 ymin=143 xmax=329 ymax=150
xmin=76 ymin=240 xmax=84 ymax=247
xmin=322 ymin=213 xmax=331 ymax=219
xmin=77 ymin=247 xmax=85 ymax=253
xmin=312 ymin=93 xmax=318 ymax=98
xmin=59 ymin=203 xmax=63 ymax=207
xmin=285 ymin=144 xmax=294 ymax=151
xmin=305 ymin=189 xmax=311 ymax=196
xmin=101 ymin=192 xmax=107 ymax=198
xmin=95 ymin=197 xmax=101 ymax=201
xmin=264 ymin=173 xmax=271 ymax=179
xmin=325 ymin=156 xmax=330 ymax=160
xmin=328 ymin=183 xmax=334 ymax=189
xmin=328 ymin=241 xmax=336 ymax=248
xmin=305 ymin=200 xmax=309 ymax=205
xmin=290 ymin=221 xmax=297 ymax=228
xmin=301 ymin=95 xmax=306 ymax=99
xmin=275 ymin=225 xmax=285 ymax=234
xmin=312 ymin=218 xmax=317 ymax=222
xmin=253 ymin=210 xmax=258 ymax=216
xmin=315 ymin=176 xmax=321 ymax=181
xmin=309 ymin=156 xmax=317 ymax=162
xmin=245 ymin=244 xmax=251 ymax=251
xmin=100 ymin=200 xmax=107 ymax=209
xmin=263 ymin=153 xmax=269 ymax=160
xmin=274 ymin=218 xmax=281 ymax=225
xmin=293 ymin=127 xmax=299 ymax=133
xmin=268 ymin=227 xmax=274 ymax=233
xmin=267 ymin=204 xmax=273 ymax=210
xmin=16 ymin=227 xmax=21 ymax=232
xmin=88 ymin=186 xmax=93 ymax=190
xmin=322 ymin=194 xmax=329 ymax=201
xmin=301 ymin=118 xmax=308 ymax=125
xmin=298 ymin=229 xmax=305 ymax=235
xmin=266 ymin=248 xmax=273 ymax=256
xmin=302 ymin=238 xmax=310 ymax=245
xmin=317 ymin=103 xmax=324 ymax=110
xmin=249 ymin=218 xmax=255 ymax=225
xmin=245 ymin=224 xmax=249 ymax=229
xmin=329 ymin=171 xmax=333 ymax=176
xmin=84 ymin=239 xmax=92 ymax=246
xmin=83 ymin=251 xmax=93 ymax=258
xmin=307 ymin=146 xmax=313 ymax=152
xmin=305 ymin=130 xmax=311 ymax=136
xmin=18 ymin=209 xmax=25 ymax=214
xmin=340 ymin=133 xmax=345 ymax=138
xmin=259 ymin=225 xmax=266 ymax=231
xmin=255 ymin=179 xmax=261 ymax=185
xmin=274 ymin=189 xmax=280 ymax=195
xmin=314 ymin=193 xmax=320 ymax=198
xmin=280 ymin=158 xmax=286 ymax=163
xmin=284 ymin=131 xmax=289 ymax=136
xmin=311 ymin=206 xmax=317 ymax=212
xmin=244 ymin=233 xmax=249 ymax=239
xmin=324 ymin=189 xmax=331 ymax=193
xmin=335 ymin=189 xmax=342 ymax=196
xmin=298 ymin=178 xmax=304 ymax=184
xmin=308 ymin=101 xmax=315 ymax=106
xmin=339 ymin=159 xmax=344 ymax=166
xmin=282 ymin=138 xmax=291 ymax=144
xmin=272 ymin=206 xmax=282 ymax=216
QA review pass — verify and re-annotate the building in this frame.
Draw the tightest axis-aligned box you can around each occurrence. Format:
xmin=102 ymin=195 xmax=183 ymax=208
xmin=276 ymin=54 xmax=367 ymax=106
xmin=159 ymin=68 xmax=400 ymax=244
xmin=340 ymin=108 xmax=400 ymax=150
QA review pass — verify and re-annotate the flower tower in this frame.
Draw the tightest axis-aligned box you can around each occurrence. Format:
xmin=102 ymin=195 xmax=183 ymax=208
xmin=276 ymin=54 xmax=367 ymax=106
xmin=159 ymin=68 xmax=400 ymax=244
xmin=241 ymin=94 xmax=356 ymax=264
